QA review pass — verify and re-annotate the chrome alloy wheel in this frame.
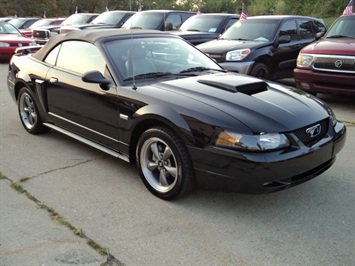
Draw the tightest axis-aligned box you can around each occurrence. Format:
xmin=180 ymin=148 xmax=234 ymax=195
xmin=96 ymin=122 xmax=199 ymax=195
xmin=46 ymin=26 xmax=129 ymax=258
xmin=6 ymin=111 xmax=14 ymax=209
xmin=140 ymin=137 xmax=178 ymax=193
xmin=19 ymin=91 xmax=37 ymax=130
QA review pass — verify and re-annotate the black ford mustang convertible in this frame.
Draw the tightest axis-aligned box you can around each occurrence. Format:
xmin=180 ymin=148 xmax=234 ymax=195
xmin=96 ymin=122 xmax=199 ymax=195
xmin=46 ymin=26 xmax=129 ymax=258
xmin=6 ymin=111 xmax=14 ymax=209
xmin=7 ymin=29 xmax=346 ymax=200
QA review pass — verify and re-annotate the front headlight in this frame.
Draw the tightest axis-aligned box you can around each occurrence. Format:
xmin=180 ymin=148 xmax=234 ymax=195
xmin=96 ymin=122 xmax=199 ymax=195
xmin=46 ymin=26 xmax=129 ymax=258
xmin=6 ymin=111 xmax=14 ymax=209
xmin=327 ymin=107 xmax=337 ymax=127
xmin=296 ymin=54 xmax=314 ymax=68
xmin=216 ymin=130 xmax=290 ymax=151
xmin=226 ymin=49 xmax=250 ymax=61
xmin=0 ymin=42 xmax=10 ymax=47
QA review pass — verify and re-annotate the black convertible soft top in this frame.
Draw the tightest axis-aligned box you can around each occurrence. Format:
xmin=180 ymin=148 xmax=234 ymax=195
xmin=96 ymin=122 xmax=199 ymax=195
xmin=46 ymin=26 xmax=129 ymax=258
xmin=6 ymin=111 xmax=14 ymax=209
xmin=32 ymin=29 xmax=172 ymax=61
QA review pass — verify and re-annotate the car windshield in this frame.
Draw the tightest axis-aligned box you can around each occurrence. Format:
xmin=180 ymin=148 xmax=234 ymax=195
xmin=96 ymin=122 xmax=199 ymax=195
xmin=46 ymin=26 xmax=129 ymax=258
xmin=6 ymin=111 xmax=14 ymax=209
xmin=0 ymin=22 xmax=20 ymax=34
xmin=221 ymin=19 xmax=279 ymax=42
xmin=63 ymin=14 xmax=95 ymax=25
xmin=29 ymin=19 xmax=51 ymax=28
xmin=326 ymin=16 xmax=355 ymax=38
xmin=122 ymin=13 xmax=164 ymax=29
xmin=92 ymin=12 xmax=126 ymax=25
xmin=180 ymin=15 xmax=226 ymax=33
xmin=8 ymin=19 xmax=24 ymax=28
xmin=105 ymin=37 xmax=223 ymax=81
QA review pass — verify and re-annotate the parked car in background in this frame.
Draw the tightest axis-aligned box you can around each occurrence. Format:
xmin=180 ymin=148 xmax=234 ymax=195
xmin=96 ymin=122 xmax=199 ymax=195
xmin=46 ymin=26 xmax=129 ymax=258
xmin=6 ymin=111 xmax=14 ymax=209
xmin=197 ymin=15 xmax=327 ymax=80
xmin=0 ymin=17 xmax=13 ymax=22
xmin=60 ymin=10 xmax=134 ymax=33
xmin=294 ymin=14 xmax=355 ymax=95
xmin=32 ymin=13 xmax=99 ymax=44
xmin=0 ymin=22 xmax=36 ymax=61
xmin=122 ymin=10 xmax=194 ymax=31
xmin=21 ymin=18 xmax=66 ymax=38
xmin=171 ymin=13 xmax=239 ymax=45
xmin=7 ymin=29 xmax=345 ymax=200
xmin=8 ymin=17 xmax=40 ymax=29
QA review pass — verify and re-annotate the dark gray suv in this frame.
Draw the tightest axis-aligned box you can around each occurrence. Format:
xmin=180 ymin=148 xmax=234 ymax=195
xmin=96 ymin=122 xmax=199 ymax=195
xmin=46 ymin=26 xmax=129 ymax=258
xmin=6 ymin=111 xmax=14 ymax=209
xmin=197 ymin=15 xmax=327 ymax=80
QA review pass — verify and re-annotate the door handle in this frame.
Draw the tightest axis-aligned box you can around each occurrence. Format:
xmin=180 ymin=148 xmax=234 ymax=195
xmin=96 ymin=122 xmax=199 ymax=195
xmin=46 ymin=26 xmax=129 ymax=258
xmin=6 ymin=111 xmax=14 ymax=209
xmin=49 ymin=77 xmax=58 ymax=83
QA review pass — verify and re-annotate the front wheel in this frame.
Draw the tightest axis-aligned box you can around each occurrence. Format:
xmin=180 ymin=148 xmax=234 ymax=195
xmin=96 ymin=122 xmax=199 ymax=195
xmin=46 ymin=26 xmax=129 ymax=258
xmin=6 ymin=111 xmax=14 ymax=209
xmin=136 ymin=126 xmax=194 ymax=200
xmin=250 ymin=62 xmax=271 ymax=80
xmin=18 ymin=87 xmax=49 ymax=134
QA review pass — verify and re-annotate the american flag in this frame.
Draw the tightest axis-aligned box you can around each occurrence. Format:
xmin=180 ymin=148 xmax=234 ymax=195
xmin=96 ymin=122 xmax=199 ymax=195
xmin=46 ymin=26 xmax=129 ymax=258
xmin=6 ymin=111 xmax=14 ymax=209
xmin=196 ymin=6 xmax=201 ymax=15
xmin=240 ymin=3 xmax=247 ymax=20
xmin=343 ymin=0 xmax=353 ymax=15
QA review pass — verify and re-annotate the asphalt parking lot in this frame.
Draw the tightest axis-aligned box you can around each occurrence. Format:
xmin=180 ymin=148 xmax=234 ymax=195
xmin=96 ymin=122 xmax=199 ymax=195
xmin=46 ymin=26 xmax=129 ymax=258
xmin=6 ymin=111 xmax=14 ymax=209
xmin=0 ymin=62 xmax=354 ymax=265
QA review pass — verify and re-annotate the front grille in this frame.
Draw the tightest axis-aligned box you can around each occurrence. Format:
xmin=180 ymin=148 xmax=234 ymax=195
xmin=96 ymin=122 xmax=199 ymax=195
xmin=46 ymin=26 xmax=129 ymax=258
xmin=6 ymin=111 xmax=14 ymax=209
xmin=313 ymin=55 xmax=355 ymax=74
xmin=32 ymin=29 xmax=50 ymax=39
xmin=292 ymin=119 xmax=328 ymax=146
xmin=207 ymin=53 xmax=224 ymax=63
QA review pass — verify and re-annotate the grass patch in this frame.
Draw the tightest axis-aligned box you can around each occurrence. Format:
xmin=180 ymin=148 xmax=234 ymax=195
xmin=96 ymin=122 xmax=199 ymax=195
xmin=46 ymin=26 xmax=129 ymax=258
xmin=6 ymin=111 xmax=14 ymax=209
xmin=11 ymin=181 xmax=26 ymax=193
xmin=87 ymin=239 xmax=109 ymax=256
xmin=0 ymin=171 xmax=5 ymax=179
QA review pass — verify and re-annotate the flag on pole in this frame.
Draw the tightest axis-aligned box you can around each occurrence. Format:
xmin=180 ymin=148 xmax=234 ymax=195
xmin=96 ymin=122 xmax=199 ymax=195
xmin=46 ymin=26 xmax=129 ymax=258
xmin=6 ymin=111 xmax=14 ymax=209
xmin=138 ymin=2 xmax=142 ymax=12
xmin=343 ymin=0 xmax=353 ymax=15
xmin=240 ymin=3 xmax=247 ymax=20
xmin=196 ymin=6 xmax=201 ymax=15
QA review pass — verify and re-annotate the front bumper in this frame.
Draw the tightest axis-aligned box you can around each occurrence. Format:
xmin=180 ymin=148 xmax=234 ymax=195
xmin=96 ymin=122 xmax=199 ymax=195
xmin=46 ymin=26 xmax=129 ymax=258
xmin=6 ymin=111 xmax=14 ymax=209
xmin=219 ymin=61 xmax=254 ymax=74
xmin=189 ymin=121 xmax=346 ymax=193
xmin=294 ymin=68 xmax=355 ymax=95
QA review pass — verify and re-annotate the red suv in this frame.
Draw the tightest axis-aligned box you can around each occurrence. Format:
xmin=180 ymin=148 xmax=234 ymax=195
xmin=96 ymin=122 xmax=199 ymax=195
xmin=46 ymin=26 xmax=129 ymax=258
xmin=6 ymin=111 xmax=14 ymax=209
xmin=294 ymin=15 xmax=355 ymax=95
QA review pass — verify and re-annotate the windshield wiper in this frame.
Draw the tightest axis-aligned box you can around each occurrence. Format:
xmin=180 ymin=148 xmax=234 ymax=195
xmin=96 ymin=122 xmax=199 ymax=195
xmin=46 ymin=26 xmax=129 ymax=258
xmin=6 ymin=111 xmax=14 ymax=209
xmin=179 ymin=67 xmax=227 ymax=74
xmin=123 ymin=72 xmax=172 ymax=81
xmin=186 ymin=29 xmax=201 ymax=32
xmin=327 ymin=35 xmax=354 ymax=39
xmin=234 ymin=38 xmax=253 ymax=41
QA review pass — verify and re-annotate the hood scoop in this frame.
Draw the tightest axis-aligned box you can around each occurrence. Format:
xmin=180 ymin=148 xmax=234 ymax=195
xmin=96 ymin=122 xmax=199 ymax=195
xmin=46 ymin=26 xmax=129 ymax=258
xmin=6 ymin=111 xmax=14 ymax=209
xmin=198 ymin=79 xmax=268 ymax=95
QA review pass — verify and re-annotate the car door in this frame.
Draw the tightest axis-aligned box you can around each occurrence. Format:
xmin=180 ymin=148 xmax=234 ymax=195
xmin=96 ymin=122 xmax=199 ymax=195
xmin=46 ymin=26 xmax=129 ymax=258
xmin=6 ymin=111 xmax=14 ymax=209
xmin=44 ymin=40 xmax=120 ymax=150
xmin=272 ymin=19 xmax=302 ymax=74
xmin=297 ymin=18 xmax=319 ymax=48
xmin=164 ymin=13 xmax=184 ymax=30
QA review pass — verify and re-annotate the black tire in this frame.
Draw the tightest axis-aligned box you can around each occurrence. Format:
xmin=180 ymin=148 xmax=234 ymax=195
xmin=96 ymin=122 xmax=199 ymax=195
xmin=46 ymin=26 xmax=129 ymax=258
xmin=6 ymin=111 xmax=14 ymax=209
xmin=17 ymin=87 xmax=49 ymax=134
xmin=250 ymin=62 xmax=271 ymax=80
xmin=136 ymin=126 xmax=194 ymax=200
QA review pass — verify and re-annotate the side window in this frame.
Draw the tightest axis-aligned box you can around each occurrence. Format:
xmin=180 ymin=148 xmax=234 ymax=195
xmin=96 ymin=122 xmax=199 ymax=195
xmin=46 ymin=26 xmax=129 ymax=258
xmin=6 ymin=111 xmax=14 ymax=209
xmin=313 ymin=20 xmax=326 ymax=34
xmin=44 ymin=44 xmax=61 ymax=65
xmin=279 ymin=20 xmax=298 ymax=41
xmin=299 ymin=19 xmax=314 ymax=39
xmin=165 ymin=14 xmax=182 ymax=30
xmin=56 ymin=41 xmax=105 ymax=75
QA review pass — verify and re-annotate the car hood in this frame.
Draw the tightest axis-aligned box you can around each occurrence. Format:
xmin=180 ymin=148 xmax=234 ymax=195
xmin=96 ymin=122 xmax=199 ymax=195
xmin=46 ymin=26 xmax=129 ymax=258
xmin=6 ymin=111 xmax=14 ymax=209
xmin=147 ymin=73 xmax=329 ymax=133
xmin=197 ymin=39 xmax=269 ymax=53
xmin=301 ymin=38 xmax=355 ymax=56
xmin=0 ymin=34 xmax=33 ymax=43
xmin=171 ymin=31 xmax=218 ymax=38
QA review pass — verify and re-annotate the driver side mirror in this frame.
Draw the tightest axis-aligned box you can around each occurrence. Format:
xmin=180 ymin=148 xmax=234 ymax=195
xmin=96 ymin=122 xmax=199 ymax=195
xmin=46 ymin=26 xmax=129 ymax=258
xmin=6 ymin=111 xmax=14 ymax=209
xmin=278 ymin=35 xmax=291 ymax=44
xmin=316 ymin=31 xmax=325 ymax=39
xmin=82 ymin=70 xmax=111 ymax=91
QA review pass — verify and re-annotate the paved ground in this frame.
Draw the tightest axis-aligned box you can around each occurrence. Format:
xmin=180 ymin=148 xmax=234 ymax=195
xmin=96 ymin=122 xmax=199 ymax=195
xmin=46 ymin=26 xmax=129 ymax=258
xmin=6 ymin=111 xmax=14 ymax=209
xmin=1 ymin=63 xmax=354 ymax=265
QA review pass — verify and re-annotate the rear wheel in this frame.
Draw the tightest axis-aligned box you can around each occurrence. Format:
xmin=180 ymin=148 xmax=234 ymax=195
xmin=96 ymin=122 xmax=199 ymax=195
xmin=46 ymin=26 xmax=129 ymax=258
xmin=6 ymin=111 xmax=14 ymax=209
xmin=250 ymin=62 xmax=270 ymax=80
xmin=18 ymin=87 xmax=49 ymax=134
xmin=136 ymin=126 xmax=194 ymax=200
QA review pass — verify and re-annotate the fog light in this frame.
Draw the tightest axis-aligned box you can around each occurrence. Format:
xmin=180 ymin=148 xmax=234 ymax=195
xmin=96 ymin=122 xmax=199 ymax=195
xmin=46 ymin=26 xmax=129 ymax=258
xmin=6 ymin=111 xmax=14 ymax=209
xmin=300 ymin=82 xmax=310 ymax=90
